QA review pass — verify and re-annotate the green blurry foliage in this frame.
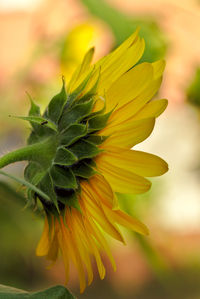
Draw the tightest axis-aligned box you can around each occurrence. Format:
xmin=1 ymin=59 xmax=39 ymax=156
xmin=187 ymin=67 xmax=200 ymax=108
xmin=81 ymin=0 xmax=167 ymax=62
xmin=0 ymin=285 xmax=75 ymax=299
xmin=0 ymin=182 xmax=45 ymax=289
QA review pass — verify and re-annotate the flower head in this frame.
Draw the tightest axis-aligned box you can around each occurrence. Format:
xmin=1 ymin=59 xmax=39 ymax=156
xmin=0 ymin=29 xmax=168 ymax=293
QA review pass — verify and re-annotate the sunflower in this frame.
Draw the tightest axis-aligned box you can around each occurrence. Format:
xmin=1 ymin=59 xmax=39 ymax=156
xmin=0 ymin=29 xmax=168 ymax=293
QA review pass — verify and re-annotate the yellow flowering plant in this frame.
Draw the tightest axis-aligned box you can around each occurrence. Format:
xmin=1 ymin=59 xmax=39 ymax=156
xmin=0 ymin=29 xmax=168 ymax=293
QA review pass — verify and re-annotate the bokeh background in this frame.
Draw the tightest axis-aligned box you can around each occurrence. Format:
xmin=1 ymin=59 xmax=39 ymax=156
xmin=1 ymin=0 xmax=200 ymax=298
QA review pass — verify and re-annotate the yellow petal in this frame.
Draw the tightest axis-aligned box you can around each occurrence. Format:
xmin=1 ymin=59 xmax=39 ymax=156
xmin=97 ymin=160 xmax=151 ymax=194
xmin=102 ymin=118 xmax=155 ymax=148
xmin=89 ymin=174 xmax=118 ymax=209
xmin=60 ymin=217 xmax=86 ymax=293
xmin=152 ymin=59 xmax=166 ymax=79
xmin=94 ymin=28 xmax=144 ymax=90
xmin=46 ymin=233 xmax=59 ymax=263
xmin=68 ymin=47 xmax=94 ymax=93
xmin=81 ymin=184 xmax=125 ymax=243
xmin=57 ymin=225 xmax=70 ymax=284
xmin=97 ymin=37 xmax=145 ymax=94
xmin=97 ymin=147 xmax=168 ymax=177
xmin=103 ymin=205 xmax=149 ymax=236
xmin=107 ymin=77 xmax=162 ymax=127
xmin=84 ymin=221 xmax=106 ymax=280
xmin=70 ymin=211 xmax=94 ymax=286
xmin=132 ymin=99 xmax=168 ymax=120
xmin=86 ymin=217 xmax=116 ymax=271
xmin=96 ymin=28 xmax=140 ymax=70
xmin=69 ymin=28 xmax=145 ymax=96
xmin=105 ymin=63 xmax=153 ymax=111
xmin=36 ymin=217 xmax=51 ymax=256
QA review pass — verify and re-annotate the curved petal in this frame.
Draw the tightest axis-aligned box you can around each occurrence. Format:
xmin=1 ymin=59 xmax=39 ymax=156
xmin=68 ymin=47 xmax=95 ymax=93
xmin=107 ymin=77 xmax=162 ymax=127
xmin=105 ymin=63 xmax=153 ymax=111
xmin=132 ymin=99 xmax=168 ymax=120
xmin=36 ymin=217 xmax=51 ymax=256
xmin=97 ymin=159 xmax=151 ymax=194
xmin=102 ymin=118 xmax=155 ymax=148
xmin=103 ymin=205 xmax=149 ymax=236
xmin=96 ymin=146 xmax=168 ymax=177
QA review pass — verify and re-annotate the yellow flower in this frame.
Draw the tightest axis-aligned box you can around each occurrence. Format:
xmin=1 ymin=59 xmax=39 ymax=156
xmin=36 ymin=29 xmax=168 ymax=293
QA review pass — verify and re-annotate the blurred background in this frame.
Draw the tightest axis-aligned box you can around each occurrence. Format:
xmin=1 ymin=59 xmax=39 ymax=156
xmin=1 ymin=0 xmax=200 ymax=298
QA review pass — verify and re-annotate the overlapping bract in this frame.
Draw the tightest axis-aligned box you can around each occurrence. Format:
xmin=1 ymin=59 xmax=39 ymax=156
xmin=24 ymin=75 xmax=112 ymax=215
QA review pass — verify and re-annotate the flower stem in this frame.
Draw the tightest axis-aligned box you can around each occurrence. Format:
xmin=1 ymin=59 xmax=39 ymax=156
xmin=0 ymin=137 xmax=57 ymax=169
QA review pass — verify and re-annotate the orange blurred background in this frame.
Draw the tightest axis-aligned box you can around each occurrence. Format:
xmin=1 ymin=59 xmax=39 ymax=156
xmin=1 ymin=1 xmax=200 ymax=298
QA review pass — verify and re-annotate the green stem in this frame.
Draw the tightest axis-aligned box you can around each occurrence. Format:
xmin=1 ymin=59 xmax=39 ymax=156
xmin=0 ymin=137 xmax=57 ymax=169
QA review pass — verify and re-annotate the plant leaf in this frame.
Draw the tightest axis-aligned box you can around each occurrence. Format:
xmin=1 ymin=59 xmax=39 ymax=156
xmin=59 ymin=192 xmax=81 ymax=213
xmin=88 ymin=110 xmax=112 ymax=132
xmin=51 ymin=165 xmax=77 ymax=189
xmin=0 ymin=170 xmax=50 ymax=202
xmin=54 ymin=148 xmax=78 ymax=166
xmin=72 ymin=161 xmax=97 ymax=178
xmin=12 ymin=116 xmax=58 ymax=132
xmin=39 ymin=172 xmax=59 ymax=212
xmin=47 ymin=77 xmax=67 ymax=123
xmin=69 ymin=139 xmax=102 ymax=160
xmin=86 ymin=135 xmax=108 ymax=145
xmin=0 ymin=284 xmax=75 ymax=298
xmin=58 ymin=99 xmax=94 ymax=132
xmin=59 ymin=124 xmax=87 ymax=146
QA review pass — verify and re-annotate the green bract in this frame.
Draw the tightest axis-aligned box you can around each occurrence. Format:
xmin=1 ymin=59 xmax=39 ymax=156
xmin=0 ymin=77 xmax=111 ymax=215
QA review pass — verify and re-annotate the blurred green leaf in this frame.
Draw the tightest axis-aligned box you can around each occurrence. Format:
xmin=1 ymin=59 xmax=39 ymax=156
xmin=81 ymin=0 xmax=167 ymax=62
xmin=187 ymin=67 xmax=200 ymax=108
xmin=0 ymin=284 xmax=75 ymax=299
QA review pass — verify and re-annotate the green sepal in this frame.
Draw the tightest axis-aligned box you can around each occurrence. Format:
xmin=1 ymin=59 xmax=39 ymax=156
xmin=67 ymin=70 xmax=93 ymax=105
xmin=58 ymin=98 xmax=94 ymax=132
xmin=87 ymin=96 xmax=106 ymax=119
xmin=72 ymin=161 xmax=97 ymax=178
xmin=88 ymin=110 xmax=112 ymax=132
xmin=78 ymin=70 xmax=100 ymax=104
xmin=0 ymin=170 xmax=50 ymax=202
xmin=12 ymin=115 xmax=58 ymax=132
xmin=68 ymin=195 xmax=82 ymax=213
xmin=69 ymin=139 xmax=103 ymax=160
xmin=59 ymin=124 xmax=87 ymax=146
xmin=50 ymin=165 xmax=77 ymax=189
xmin=54 ymin=147 xmax=78 ymax=166
xmin=59 ymin=192 xmax=81 ymax=213
xmin=39 ymin=172 xmax=59 ymax=212
xmin=46 ymin=210 xmax=53 ymax=237
xmin=27 ymin=93 xmax=41 ymax=129
xmin=24 ymin=162 xmax=47 ymax=204
xmin=47 ymin=77 xmax=67 ymax=123
xmin=23 ymin=190 xmax=36 ymax=210
xmin=24 ymin=162 xmax=45 ymax=183
xmin=86 ymin=134 xmax=108 ymax=145
xmin=88 ymin=158 xmax=97 ymax=168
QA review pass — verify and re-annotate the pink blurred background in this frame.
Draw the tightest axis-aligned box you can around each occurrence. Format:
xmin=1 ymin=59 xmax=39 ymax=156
xmin=1 ymin=1 xmax=200 ymax=298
